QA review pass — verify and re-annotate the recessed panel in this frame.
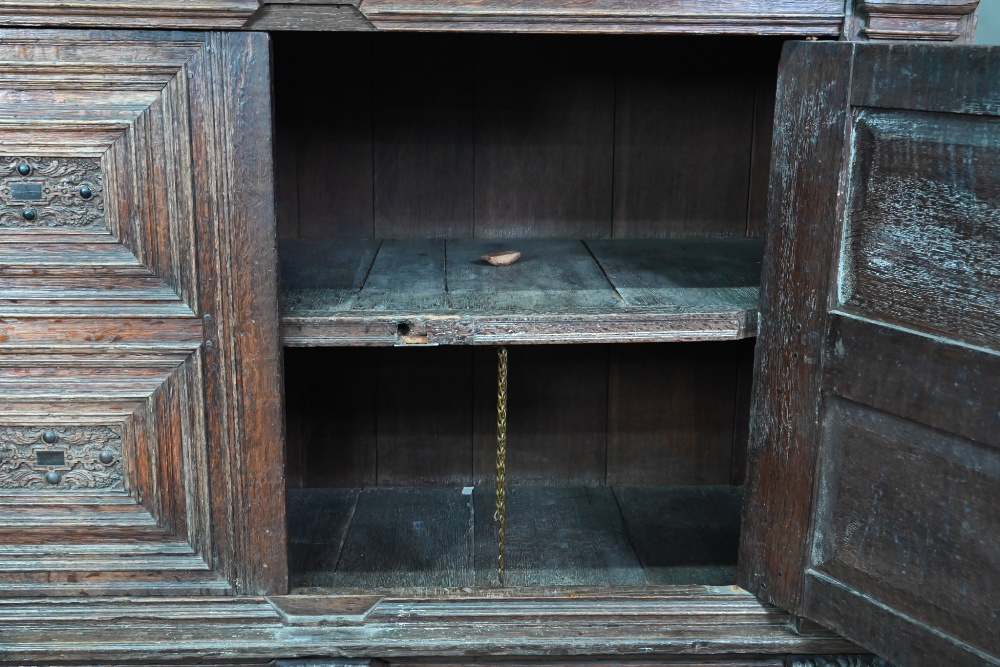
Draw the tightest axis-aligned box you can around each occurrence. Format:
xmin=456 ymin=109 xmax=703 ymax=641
xmin=840 ymin=110 xmax=1000 ymax=350
xmin=812 ymin=398 xmax=1000 ymax=657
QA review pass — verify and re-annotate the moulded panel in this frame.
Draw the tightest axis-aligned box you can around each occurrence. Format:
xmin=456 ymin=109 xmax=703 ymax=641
xmin=840 ymin=109 xmax=1000 ymax=351
xmin=811 ymin=397 xmax=1000 ymax=658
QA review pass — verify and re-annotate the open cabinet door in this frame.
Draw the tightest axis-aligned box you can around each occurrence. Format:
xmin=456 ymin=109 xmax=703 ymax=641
xmin=0 ymin=30 xmax=285 ymax=596
xmin=740 ymin=41 xmax=1000 ymax=666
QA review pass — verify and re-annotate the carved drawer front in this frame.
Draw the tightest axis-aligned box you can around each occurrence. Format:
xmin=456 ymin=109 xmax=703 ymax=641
xmin=0 ymin=30 xmax=283 ymax=596
xmin=0 ymin=426 xmax=122 ymax=491
xmin=0 ymin=158 xmax=103 ymax=228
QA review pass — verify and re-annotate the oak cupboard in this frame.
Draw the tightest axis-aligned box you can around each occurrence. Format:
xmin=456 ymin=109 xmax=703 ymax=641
xmin=0 ymin=2 xmax=994 ymax=667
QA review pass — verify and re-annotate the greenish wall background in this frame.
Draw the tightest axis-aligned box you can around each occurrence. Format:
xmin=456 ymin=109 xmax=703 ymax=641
xmin=977 ymin=0 xmax=1000 ymax=43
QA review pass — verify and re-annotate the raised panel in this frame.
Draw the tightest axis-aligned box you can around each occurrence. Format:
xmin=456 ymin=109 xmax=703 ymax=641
xmin=0 ymin=30 xmax=284 ymax=596
xmin=811 ymin=398 xmax=1000 ymax=657
xmin=840 ymin=110 xmax=1000 ymax=350
xmin=746 ymin=41 xmax=1000 ymax=667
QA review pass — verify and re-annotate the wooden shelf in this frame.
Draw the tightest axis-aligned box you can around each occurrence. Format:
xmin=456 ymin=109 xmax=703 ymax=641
xmin=281 ymin=238 xmax=763 ymax=346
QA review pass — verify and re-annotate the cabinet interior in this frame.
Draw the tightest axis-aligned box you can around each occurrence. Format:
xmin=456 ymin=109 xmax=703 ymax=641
xmin=274 ymin=32 xmax=783 ymax=594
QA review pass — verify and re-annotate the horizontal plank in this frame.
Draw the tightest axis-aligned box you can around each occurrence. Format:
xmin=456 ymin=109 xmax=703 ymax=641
xmin=282 ymin=238 xmax=761 ymax=345
xmin=244 ymin=3 xmax=375 ymax=30
xmin=825 ymin=313 xmax=1000 ymax=448
xmin=351 ymin=0 xmax=844 ymax=34
xmin=0 ymin=3 xmax=256 ymax=29
xmin=0 ymin=596 xmax=281 ymax=623
xmin=0 ymin=588 xmax=859 ymax=662
xmin=0 ymin=316 xmax=203 ymax=349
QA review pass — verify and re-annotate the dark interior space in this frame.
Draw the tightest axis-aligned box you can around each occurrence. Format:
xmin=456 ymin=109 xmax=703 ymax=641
xmin=274 ymin=32 xmax=780 ymax=591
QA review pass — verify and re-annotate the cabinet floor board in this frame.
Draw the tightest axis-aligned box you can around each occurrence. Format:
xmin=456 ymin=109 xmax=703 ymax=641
xmin=289 ymin=485 xmax=740 ymax=591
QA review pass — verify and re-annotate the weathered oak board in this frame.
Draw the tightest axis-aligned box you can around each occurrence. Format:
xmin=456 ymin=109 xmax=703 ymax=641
xmin=281 ymin=238 xmax=762 ymax=346
xmin=614 ymin=486 xmax=742 ymax=585
xmin=472 ymin=486 xmax=646 ymax=588
xmin=0 ymin=587 xmax=860 ymax=662
xmin=288 ymin=485 xmax=741 ymax=591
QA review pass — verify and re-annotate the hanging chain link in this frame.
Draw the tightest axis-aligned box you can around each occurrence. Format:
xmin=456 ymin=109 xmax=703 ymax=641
xmin=494 ymin=346 xmax=508 ymax=587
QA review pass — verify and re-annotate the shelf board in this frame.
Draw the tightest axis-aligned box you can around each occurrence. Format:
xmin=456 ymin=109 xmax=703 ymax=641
xmin=281 ymin=238 xmax=762 ymax=346
xmin=289 ymin=485 xmax=741 ymax=591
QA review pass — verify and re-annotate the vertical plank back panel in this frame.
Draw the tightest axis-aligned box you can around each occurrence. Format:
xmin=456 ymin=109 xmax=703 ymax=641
xmin=373 ymin=33 xmax=475 ymax=239
xmin=471 ymin=345 xmax=609 ymax=486
xmin=473 ymin=35 xmax=616 ymax=239
xmin=607 ymin=343 xmax=738 ymax=486
xmin=294 ymin=33 xmax=374 ymax=240
xmin=612 ymin=37 xmax=760 ymax=238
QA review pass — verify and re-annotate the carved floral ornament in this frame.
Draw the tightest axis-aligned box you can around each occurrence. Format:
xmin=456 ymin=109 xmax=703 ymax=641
xmin=0 ymin=426 xmax=124 ymax=491
xmin=0 ymin=157 xmax=105 ymax=228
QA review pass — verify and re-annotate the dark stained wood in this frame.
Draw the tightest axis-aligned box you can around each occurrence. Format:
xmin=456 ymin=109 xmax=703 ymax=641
xmin=0 ymin=590 xmax=860 ymax=662
xmin=607 ymin=343 xmax=738 ymax=486
xmin=746 ymin=41 xmax=1000 ymax=667
xmin=271 ymin=34 xmax=785 ymax=243
xmin=446 ymin=240 xmax=619 ymax=311
xmin=356 ymin=239 xmax=446 ymax=311
xmin=473 ymin=35 xmax=615 ymax=239
xmin=285 ymin=348 xmax=377 ymax=488
xmin=471 ymin=345 xmax=609 ymax=485
xmin=825 ymin=315 xmax=1000 ymax=447
xmin=388 ymin=663 xmax=783 ymax=667
xmin=292 ymin=33 xmax=374 ymax=240
xmin=188 ymin=31 xmax=288 ymax=596
xmin=846 ymin=0 xmax=980 ymax=42
xmin=358 ymin=0 xmax=845 ymax=35
xmin=376 ymin=346 xmax=473 ymax=486
xmin=738 ymin=40 xmax=854 ymax=612
xmin=288 ymin=487 xmax=360 ymax=588
xmin=280 ymin=239 xmax=380 ymax=312
xmin=612 ymin=38 xmax=756 ymax=238
xmin=373 ymin=34 xmax=474 ymax=239
xmin=269 ymin=594 xmax=383 ymax=626
xmin=730 ymin=338 xmax=756 ymax=485
xmin=273 ymin=40 xmax=302 ymax=240
xmin=0 ymin=30 xmax=285 ymax=596
xmin=281 ymin=239 xmax=762 ymax=346
xmin=587 ymin=239 xmax=762 ymax=309
xmin=245 ymin=4 xmax=375 ymax=31
xmin=840 ymin=109 xmax=1000 ymax=350
xmin=334 ymin=487 xmax=473 ymax=588
xmin=747 ymin=62 xmax=780 ymax=238
xmin=615 ymin=486 xmax=741 ymax=586
xmin=283 ymin=309 xmax=758 ymax=347
xmin=0 ymin=1 xmax=257 ymax=29
xmin=473 ymin=486 xmax=646 ymax=588
xmin=852 ymin=42 xmax=1000 ymax=116
xmin=808 ymin=399 xmax=999 ymax=659
xmin=284 ymin=353 xmax=304 ymax=488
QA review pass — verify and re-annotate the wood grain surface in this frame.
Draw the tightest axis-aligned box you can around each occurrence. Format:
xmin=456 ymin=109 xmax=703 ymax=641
xmin=0 ymin=0 xmax=257 ymax=29
xmin=281 ymin=239 xmax=762 ymax=346
xmin=745 ymin=41 xmax=1000 ymax=667
xmin=273 ymin=34 xmax=776 ymax=244
xmin=737 ymin=41 xmax=854 ymax=612
xmin=0 ymin=30 xmax=285 ymax=596
xmin=0 ymin=588 xmax=859 ymax=662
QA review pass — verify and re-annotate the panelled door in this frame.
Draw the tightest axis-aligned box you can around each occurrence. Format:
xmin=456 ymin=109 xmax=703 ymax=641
xmin=741 ymin=41 xmax=1000 ymax=666
xmin=0 ymin=30 xmax=285 ymax=595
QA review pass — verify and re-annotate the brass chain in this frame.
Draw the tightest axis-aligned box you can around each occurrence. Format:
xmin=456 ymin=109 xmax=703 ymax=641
xmin=494 ymin=346 xmax=508 ymax=587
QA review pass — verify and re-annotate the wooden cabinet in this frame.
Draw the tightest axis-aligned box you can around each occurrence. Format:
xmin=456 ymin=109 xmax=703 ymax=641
xmin=0 ymin=30 xmax=285 ymax=596
xmin=0 ymin=3 xmax=996 ymax=667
